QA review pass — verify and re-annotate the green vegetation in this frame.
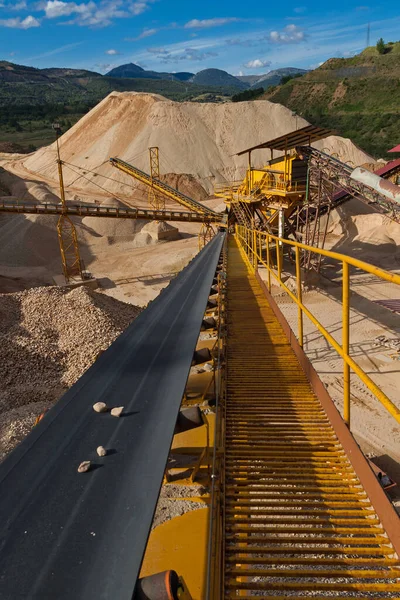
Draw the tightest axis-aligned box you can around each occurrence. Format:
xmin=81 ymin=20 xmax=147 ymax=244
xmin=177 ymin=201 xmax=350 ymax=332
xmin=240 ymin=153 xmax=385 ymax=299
xmin=280 ymin=73 xmax=304 ymax=85
xmin=0 ymin=63 xmax=237 ymax=150
xmin=376 ymin=38 xmax=386 ymax=54
xmin=232 ymin=87 xmax=264 ymax=102
xmin=264 ymin=42 xmax=400 ymax=158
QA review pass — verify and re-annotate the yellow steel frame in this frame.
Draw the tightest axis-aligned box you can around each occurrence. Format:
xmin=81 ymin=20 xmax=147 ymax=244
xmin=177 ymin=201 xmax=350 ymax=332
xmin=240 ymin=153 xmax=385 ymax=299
xmin=148 ymin=146 xmax=165 ymax=211
xmin=56 ymin=133 xmax=82 ymax=283
xmin=235 ymin=224 xmax=400 ymax=429
xmin=198 ymin=220 xmax=216 ymax=250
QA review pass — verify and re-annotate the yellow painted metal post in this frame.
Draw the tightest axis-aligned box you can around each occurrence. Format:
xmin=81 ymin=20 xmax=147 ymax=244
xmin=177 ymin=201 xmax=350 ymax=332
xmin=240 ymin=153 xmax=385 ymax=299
xmin=342 ymin=261 xmax=350 ymax=428
xmin=266 ymin=234 xmax=271 ymax=292
xmin=295 ymin=246 xmax=304 ymax=348
xmin=276 ymin=239 xmax=282 ymax=283
xmin=253 ymin=229 xmax=257 ymax=272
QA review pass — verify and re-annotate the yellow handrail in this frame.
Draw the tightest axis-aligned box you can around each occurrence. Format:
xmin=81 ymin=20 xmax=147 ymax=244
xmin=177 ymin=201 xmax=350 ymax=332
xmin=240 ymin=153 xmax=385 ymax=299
xmin=235 ymin=224 xmax=400 ymax=428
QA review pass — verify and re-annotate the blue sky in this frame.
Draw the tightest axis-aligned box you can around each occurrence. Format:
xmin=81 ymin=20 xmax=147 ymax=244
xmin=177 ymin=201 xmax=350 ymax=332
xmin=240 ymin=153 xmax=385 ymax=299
xmin=0 ymin=0 xmax=399 ymax=74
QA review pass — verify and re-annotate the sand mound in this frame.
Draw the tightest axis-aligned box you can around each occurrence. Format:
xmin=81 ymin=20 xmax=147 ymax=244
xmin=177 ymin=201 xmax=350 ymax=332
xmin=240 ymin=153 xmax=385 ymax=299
xmin=23 ymin=92 xmax=373 ymax=195
xmin=0 ymin=213 xmax=60 ymax=268
xmin=0 ymin=285 xmax=140 ymax=460
xmin=324 ymin=202 xmax=400 ymax=267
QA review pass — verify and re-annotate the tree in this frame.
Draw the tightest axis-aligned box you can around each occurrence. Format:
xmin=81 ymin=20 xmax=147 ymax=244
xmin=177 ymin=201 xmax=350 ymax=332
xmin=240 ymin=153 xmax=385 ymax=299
xmin=376 ymin=38 xmax=385 ymax=54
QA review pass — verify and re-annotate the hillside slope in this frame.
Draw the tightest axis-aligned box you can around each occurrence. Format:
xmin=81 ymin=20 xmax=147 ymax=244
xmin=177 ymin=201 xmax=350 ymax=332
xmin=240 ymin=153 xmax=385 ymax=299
xmin=263 ymin=42 xmax=400 ymax=157
xmin=238 ymin=68 xmax=308 ymax=89
xmin=189 ymin=68 xmax=248 ymax=89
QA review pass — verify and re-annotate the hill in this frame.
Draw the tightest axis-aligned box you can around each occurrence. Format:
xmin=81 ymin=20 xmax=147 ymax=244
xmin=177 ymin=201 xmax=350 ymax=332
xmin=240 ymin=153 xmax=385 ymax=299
xmin=237 ymin=68 xmax=308 ymax=89
xmin=190 ymin=68 xmax=248 ymax=89
xmin=105 ymin=63 xmax=194 ymax=82
xmin=263 ymin=42 xmax=400 ymax=157
xmin=0 ymin=61 xmax=238 ymax=149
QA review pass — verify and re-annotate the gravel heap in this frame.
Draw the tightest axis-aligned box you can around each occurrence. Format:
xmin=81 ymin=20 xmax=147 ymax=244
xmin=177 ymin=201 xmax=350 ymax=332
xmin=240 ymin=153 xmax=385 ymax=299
xmin=0 ymin=285 xmax=140 ymax=460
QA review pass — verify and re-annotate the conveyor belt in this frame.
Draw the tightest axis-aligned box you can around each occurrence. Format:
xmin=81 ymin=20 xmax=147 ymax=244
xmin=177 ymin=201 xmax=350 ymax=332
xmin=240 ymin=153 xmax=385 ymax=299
xmin=0 ymin=200 xmax=216 ymax=223
xmin=0 ymin=233 xmax=224 ymax=600
xmin=223 ymin=237 xmax=400 ymax=598
xmin=110 ymin=157 xmax=220 ymax=218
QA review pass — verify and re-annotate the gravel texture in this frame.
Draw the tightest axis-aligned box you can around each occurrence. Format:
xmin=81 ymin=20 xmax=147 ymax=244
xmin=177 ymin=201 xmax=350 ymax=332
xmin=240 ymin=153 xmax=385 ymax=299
xmin=0 ymin=285 xmax=140 ymax=460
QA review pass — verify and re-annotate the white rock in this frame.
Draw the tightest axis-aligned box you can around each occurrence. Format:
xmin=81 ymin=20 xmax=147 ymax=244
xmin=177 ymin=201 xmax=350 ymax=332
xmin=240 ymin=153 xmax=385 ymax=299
xmin=77 ymin=461 xmax=91 ymax=473
xmin=111 ymin=406 xmax=124 ymax=417
xmin=96 ymin=446 xmax=107 ymax=457
xmin=93 ymin=402 xmax=107 ymax=413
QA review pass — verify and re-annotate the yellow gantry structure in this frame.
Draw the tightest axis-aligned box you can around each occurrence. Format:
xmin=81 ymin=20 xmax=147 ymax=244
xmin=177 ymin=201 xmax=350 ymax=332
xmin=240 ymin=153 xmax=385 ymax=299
xmin=214 ymin=125 xmax=334 ymax=230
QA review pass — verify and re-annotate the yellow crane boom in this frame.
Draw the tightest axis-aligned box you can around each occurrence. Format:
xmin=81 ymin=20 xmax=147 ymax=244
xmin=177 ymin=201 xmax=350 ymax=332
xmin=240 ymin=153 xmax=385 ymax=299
xmin=109 ymin=157 xmax=220 ymax=219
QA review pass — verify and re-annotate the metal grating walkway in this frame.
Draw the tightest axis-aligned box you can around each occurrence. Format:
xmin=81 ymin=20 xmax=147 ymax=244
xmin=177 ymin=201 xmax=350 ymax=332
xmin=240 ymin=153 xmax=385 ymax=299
xmin=224 ymin=237 xmax=400 ymax=598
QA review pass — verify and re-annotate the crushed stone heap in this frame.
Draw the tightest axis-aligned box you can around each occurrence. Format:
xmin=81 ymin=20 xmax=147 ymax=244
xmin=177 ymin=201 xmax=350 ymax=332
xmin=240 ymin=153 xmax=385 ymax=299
xmin=0 ymin=285 xmax=141 ymax=460
xmin=23 ymin=92 xmax=373 ymax=195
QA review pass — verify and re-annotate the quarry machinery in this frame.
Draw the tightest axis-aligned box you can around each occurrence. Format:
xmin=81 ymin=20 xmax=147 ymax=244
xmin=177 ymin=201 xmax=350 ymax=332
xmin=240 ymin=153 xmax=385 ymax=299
xmin=215 ymin=125 xmax=400 ymax=270
xmin=109 ymin=152 xmax=223 ymax=247
xmin=2 ymin=228 xmax=400 ymax=599
xmin=0 ymin=142 xmax=226 ymax=282
xmin=53 ymin=123 xmax=83 ymax=283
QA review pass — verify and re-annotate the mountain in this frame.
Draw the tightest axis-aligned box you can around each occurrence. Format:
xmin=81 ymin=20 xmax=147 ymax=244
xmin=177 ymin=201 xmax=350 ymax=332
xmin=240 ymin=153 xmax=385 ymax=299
xmin=106 ymin=63 xmax=248 ymax=89
xmin=236 ymin=74 xmax=266 ymax=86
xmin=105 ymin=62 xmax=195 ymax=82
xmin=263 ymin=41 xmax=400 ymax=157
xmin=190 ymin=68 xmax=248 ymax=89
xmin=0 ymin=61 xmax=101 ymax=82
xmin=237 ymin=68 xmax=308 ymax=89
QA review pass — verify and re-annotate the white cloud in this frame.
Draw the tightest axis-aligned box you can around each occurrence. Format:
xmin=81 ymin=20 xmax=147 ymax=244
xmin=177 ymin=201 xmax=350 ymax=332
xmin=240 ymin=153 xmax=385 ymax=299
xmin=269 ymin=24 xmax=306 ymax=43
xmin=9 ymin=0 xmax=28 ymax=10
xmin=25 ymin=41 xmax=83 ymax=60
xmin=44 ymin=0 xmax=154 ymax=27
xmin=105 ymin=48 xmax=121 ymax=54
xmin=0 ymin=14 xmax=39 ymax=27
xmin=95 ymin=62 xmax=113 ymax=72
xmin=130 ymin=1 xmax=147 ymax=15
xmin=243 ymin=58 xmax=271 ymax=69
xmin=148 ymin=45 xmax=218 ymax=63
xmin=184 ymin=17 xmax=240 ymax=29
xmin=125 ymin=26 xmax=157 ymax=41
xmin=45 ymin=0 xmax=93 ymax=18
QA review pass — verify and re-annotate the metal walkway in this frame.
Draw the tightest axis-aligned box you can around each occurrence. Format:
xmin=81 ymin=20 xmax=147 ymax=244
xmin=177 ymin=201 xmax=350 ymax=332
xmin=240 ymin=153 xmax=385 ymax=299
xmin=224 ymin=238 xmax=400 ymax=598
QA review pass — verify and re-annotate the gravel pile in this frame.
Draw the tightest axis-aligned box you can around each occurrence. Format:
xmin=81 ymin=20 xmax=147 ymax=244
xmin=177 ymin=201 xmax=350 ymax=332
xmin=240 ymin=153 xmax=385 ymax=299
xmin=0 ymin=285 xmax=140 ymax=460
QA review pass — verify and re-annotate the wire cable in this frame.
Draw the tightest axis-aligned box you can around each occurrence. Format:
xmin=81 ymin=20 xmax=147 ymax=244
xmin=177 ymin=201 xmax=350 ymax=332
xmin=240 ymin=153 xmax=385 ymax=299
xmin=62 ymin=163 xmax=137 ymax=208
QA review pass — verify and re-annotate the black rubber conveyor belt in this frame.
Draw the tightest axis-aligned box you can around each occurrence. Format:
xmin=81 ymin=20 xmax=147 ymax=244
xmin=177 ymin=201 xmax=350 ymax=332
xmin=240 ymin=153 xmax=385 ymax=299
xmin=0 ymin=232 xmax=225 ymax=600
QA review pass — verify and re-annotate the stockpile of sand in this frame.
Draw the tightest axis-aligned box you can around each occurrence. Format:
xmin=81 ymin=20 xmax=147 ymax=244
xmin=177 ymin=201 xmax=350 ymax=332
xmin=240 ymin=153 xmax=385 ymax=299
xmin=322 ymin=200 xmax=400 ymax=268
xmin=0 ymin=285 xmax=140 ymax=460
xmin=23 ymin=92 xmax=373 ymax=195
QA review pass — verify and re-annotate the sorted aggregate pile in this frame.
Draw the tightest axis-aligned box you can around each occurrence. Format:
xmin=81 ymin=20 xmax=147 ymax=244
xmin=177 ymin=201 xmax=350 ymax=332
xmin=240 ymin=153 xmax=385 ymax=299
xmin=0 ymin=285 xmax=140 ymax=460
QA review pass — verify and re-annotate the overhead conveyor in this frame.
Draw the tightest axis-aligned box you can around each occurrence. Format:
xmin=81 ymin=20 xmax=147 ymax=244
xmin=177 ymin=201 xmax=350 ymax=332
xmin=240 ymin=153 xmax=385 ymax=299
xmin=0 ymin=199 xmax=213 ymax=223
xmin=0 ymin=233 xmax=225 ymax=600
xmin=110 ymin=157 xmax=222 ymax=220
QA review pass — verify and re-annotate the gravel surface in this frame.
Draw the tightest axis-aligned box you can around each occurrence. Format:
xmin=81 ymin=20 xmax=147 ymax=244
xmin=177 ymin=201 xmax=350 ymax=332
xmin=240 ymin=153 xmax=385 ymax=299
xmin=0 ymin=285 xmax=140 ymax=460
